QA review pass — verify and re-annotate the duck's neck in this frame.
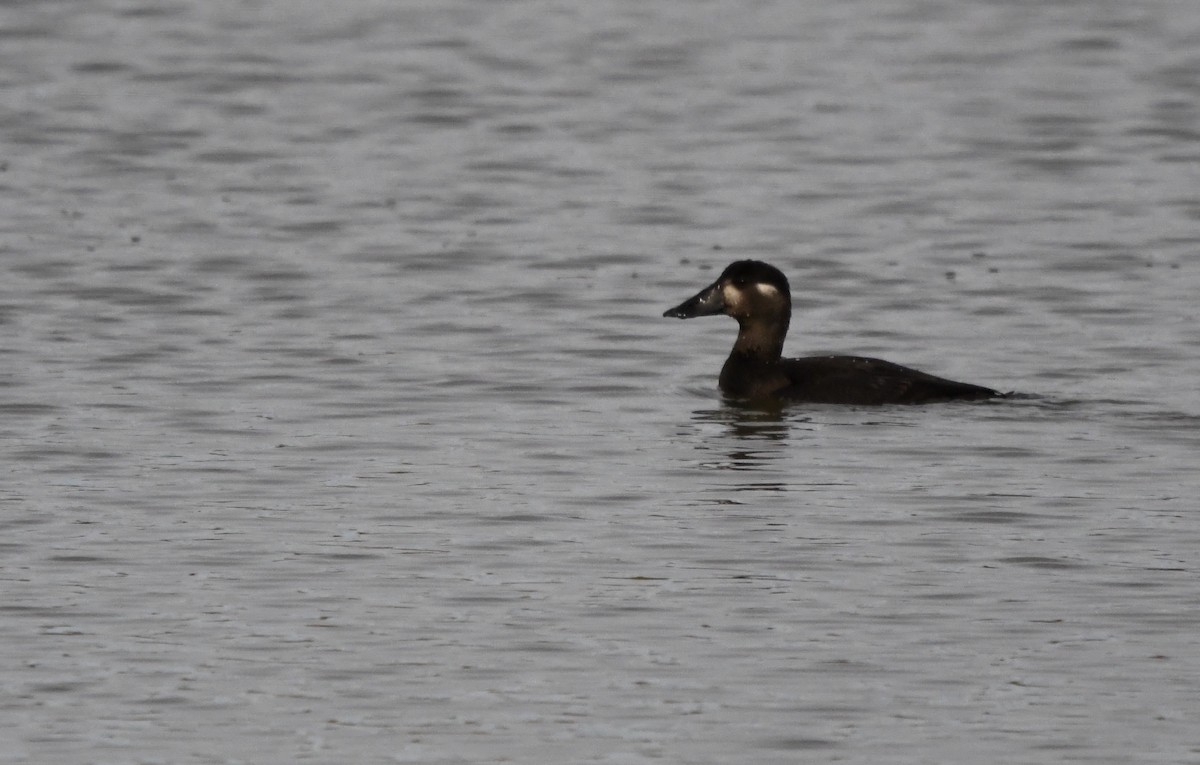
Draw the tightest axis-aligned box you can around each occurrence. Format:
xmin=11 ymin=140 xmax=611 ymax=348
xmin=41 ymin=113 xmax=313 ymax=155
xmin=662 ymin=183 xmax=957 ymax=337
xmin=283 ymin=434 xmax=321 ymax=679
xmin=731 ymin=314 xmax=789 ymax=362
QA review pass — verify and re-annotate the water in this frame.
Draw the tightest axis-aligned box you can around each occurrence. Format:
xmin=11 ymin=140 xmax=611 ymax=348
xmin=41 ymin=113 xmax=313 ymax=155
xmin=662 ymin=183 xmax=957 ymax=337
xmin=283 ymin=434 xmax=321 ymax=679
xmin=3 ymin=1 xmax=1200 ymax=762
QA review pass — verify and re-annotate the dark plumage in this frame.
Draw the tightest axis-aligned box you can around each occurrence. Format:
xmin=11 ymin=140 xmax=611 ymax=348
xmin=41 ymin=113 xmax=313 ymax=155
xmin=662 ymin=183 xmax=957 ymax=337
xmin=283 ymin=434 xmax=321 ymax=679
xmin=663 ymin=260 xmax=1001 ymax=405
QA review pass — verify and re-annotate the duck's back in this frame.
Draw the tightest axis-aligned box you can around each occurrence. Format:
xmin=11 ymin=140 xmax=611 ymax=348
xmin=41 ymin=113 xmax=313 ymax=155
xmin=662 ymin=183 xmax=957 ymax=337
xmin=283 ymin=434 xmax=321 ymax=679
xmin=722 ymin=353 xmax=1000 ymax=405
xmin=780 ymin=355 xmax=1000 ymax=404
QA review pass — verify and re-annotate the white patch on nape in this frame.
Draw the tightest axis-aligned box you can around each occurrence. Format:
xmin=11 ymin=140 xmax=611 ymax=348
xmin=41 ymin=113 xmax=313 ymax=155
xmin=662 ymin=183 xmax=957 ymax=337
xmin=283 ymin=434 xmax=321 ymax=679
xmin=754 ymin=282 xmax=781 ymax=299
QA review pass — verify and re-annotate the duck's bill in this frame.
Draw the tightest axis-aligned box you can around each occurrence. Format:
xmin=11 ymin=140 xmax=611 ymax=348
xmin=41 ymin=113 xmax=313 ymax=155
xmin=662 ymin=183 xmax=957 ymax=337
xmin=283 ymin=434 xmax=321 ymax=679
xmin=663 ymin=280 xmax=725 ymax=319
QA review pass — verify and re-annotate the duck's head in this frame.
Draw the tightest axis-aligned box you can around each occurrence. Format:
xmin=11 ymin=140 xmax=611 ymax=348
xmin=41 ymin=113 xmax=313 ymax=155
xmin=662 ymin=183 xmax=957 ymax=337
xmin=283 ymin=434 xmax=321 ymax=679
xmin=663 ymin=260 xmax=791 ymax=322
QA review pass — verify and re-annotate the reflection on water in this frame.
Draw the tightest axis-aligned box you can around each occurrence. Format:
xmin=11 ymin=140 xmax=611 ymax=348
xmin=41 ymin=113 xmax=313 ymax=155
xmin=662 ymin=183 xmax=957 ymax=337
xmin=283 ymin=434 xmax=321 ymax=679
xmin=683 ymin=402 xmax=792 ymax=472
xmin=692 ymin=402 xmax=794 ymax=436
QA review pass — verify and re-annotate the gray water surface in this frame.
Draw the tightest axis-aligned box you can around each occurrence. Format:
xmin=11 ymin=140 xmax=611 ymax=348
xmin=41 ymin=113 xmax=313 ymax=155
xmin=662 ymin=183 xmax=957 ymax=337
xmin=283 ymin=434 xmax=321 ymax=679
xmin=3 ymin=1 xmax=1200 ymax=763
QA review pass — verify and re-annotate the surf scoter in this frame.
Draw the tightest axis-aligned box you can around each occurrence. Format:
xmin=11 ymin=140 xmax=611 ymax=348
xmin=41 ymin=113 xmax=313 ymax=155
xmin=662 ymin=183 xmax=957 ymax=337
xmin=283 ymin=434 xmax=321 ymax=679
xmin=663 ymin=260 xmax=1001 ymax=405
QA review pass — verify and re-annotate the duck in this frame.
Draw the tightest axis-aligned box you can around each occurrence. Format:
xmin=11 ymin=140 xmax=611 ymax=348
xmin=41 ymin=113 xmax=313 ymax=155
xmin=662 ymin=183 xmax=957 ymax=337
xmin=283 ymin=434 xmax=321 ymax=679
xmin=663 ymin=260 xmax=1001 ymax=405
